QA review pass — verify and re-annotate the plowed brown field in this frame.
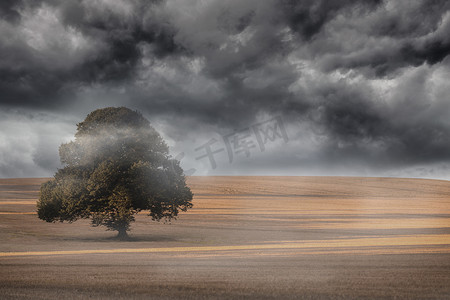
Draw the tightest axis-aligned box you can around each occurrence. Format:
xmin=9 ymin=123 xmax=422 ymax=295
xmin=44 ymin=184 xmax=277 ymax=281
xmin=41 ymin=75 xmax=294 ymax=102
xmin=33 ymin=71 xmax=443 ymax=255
xmin=1 ymin=176 xmax=450 ymax=299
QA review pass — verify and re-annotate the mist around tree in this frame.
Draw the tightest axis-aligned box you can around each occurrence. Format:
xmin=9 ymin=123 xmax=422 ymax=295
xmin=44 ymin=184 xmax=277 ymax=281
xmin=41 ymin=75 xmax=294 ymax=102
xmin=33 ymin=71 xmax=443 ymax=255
xmin=37 ymin=107 xmax=193 ymax=239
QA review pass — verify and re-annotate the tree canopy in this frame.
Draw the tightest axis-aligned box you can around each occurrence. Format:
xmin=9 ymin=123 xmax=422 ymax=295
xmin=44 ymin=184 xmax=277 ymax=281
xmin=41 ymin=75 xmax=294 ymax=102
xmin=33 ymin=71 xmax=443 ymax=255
xmin=37 ymin=107 xmax=193 ymax=238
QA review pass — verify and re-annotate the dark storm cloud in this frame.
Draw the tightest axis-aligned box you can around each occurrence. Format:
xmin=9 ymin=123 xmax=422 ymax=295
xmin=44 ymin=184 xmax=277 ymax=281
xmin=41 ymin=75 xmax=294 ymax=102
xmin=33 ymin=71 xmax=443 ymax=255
xmin=1 ymin=0 xmax=450 ymax=178
xmin=0 ymin=0 xmax=184 ymax=108
xmin=57 ymin=0 xmax=184 ymax=77
xmin=0 ymin=0 xmax=22 ymax=23
xmin=314 ymin=0 xmax=450 ymax=76
xmin=304 ymin=80 xmax=450 ymax=168
xmin=282 ymin=0 xmax=382 ymax=40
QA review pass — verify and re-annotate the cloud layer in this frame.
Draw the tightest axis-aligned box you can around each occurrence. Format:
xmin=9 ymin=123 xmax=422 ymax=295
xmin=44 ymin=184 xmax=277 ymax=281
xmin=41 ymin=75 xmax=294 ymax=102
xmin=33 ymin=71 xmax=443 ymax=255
xmin=1 ymin=0 xmax=450 ymax=178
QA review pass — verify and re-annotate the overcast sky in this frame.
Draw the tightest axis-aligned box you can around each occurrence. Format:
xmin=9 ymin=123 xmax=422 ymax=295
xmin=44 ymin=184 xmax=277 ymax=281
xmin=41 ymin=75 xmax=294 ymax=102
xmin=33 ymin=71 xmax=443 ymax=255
xmin=1 ymin=0 xmax=450 ymax=179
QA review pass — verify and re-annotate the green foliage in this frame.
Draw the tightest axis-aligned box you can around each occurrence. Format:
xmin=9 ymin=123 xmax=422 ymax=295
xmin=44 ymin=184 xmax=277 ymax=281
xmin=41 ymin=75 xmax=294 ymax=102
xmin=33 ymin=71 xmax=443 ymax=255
xmin=37 ymin=107 xmax=193 ymax=237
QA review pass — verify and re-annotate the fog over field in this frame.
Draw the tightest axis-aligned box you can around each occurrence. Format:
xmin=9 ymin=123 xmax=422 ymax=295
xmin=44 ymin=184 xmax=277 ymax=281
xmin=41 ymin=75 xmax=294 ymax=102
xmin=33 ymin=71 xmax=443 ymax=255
xmin=1 ymin=0 xmax=450 ymax=178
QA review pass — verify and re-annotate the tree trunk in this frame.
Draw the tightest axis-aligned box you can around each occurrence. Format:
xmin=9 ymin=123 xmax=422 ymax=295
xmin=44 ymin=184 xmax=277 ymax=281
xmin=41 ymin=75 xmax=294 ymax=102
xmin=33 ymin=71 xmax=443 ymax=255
xmin=117 ymin=227 xmax=129 ymax=240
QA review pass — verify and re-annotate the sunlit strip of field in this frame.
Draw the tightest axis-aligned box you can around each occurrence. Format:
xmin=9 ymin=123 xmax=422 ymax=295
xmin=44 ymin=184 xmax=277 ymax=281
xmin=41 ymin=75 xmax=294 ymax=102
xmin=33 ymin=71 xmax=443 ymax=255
xmin=7 ymin=210 xmax=450 ymax=215
xmin=0 ymin=212 xmax=35 ymax=215
xmin=186 ymin=209 xmax=450 ymax=214
xmin=0 ymin=201 xmax=37 ymax=205
xmin=286 ymin=218 xmax=450 ymax=229
xmin=0 ymin=198 xmax=37 ymax=201
xmin=1 ymin=234 xmax=449 ymax=257
xmin=163 ymin=245 xmax=450 ymax=258
xmin=0 ymin=191 xmax=39 ymax=193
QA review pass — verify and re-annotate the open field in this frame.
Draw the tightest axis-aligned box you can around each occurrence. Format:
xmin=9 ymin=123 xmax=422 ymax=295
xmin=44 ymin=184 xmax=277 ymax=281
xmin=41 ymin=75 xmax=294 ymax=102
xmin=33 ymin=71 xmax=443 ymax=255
xmin=1 ymin=176 xmax=450 ymax=299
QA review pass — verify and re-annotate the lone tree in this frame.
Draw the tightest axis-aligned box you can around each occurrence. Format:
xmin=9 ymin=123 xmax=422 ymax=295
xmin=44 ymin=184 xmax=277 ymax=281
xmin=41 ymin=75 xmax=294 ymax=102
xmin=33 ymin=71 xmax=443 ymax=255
xmin=37 ymin=107 xmax=193 ymax=239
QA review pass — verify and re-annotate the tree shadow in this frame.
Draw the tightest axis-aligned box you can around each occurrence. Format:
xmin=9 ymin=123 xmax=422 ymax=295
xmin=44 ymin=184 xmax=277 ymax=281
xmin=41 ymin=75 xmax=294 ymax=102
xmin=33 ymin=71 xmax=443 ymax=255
xmin=57 ymin=234 xmax=178 ymax=243
xmin=106 ymin=234 xmax=178 ymax=242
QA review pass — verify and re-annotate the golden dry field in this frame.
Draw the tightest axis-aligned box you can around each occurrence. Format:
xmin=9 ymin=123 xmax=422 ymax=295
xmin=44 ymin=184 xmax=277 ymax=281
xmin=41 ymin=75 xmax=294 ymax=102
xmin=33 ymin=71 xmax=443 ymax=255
xmin=1 ymin=176 xmax=450 ymax=299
